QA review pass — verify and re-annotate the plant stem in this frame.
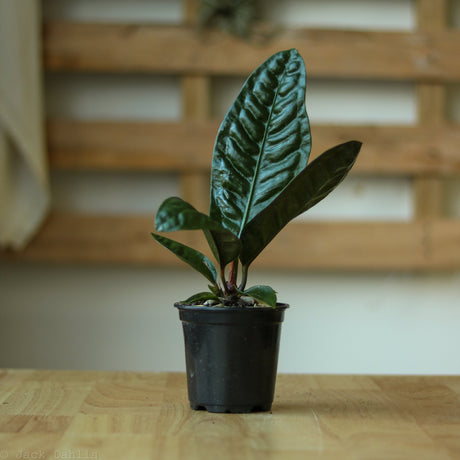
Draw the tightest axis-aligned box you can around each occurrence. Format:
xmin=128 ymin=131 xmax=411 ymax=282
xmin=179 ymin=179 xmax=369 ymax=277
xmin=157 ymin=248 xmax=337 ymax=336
xmin=228 ymin=260 xmax=238 ymax=294
xmin=220 ymin=267 xmax=230 ymax=296
xmin=238 ymin=264 xmax=249 ymax=292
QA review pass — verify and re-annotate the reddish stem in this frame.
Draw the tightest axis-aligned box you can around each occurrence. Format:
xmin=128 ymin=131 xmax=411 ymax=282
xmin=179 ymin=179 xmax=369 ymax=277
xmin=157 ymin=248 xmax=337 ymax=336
xmin=227 ymin=260 xmax=238 ymax=294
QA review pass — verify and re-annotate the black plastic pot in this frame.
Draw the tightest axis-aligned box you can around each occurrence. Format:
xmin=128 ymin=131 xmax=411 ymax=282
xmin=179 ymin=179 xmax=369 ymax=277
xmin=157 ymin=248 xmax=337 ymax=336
xmin=175 ymin=303 xmax=288 ymax=413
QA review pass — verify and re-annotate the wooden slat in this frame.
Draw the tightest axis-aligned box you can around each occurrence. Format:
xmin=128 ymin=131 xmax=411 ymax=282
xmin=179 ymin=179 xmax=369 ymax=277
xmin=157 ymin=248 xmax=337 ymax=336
xmin=3 ymin=213 xmax=460 ymax=270
xmin=47 ymin=120 xmax=460 ymax=176
xmin=30 ymin=12 xmax=460 ymax=271
xmin=417 ymin=84 xmax=446 ymax=125
xmin=414 ymin=178 xmax=446 ymax=217
xmin=183 ymin=0 xmax=199 ymax=24
xmin=43 ymin=22 xmax=460 ymax=82
xmin=0 ymin=213 xmax=196 ymax=265
xmin=182 ymin=76 xmax=210 ymax=121
xmin=180 ymin=172 xmax=210 ymax=213
xmin=414 ymin=0 xmax=448 ymax=219
xmin=416 ymin=0 xmax=448 ymax=31
xmin=257 ymin=220 xmax=428 ymax=270
xmin=47 ymin=120 xmax=214 ymax=172
xmin=180 ymin=1 xmax=211 ymax=213
xmin=181 ymin=75 xmax=211 ymax=212
xmin=430 ymin=219 xmax=460 ymax=268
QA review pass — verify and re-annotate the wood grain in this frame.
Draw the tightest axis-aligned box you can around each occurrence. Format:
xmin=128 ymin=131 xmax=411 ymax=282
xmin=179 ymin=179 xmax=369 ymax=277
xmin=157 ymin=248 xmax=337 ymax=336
xmin=3 ymin=213 xmax=460 ymax=270
xmin=28 ymin=13 xmax=460 ymax=270
xmin=43 ymin=22 xmax=460 ymax=82
xmin=413 ymin=0 xmax=448 ymax=219
xmin=1 ymin=370 xmax=459 ymax=459
xmin=46 ymin=120 xmax=460 ymax=176
xmin=181 ymin=75 xmax=212 ymax=211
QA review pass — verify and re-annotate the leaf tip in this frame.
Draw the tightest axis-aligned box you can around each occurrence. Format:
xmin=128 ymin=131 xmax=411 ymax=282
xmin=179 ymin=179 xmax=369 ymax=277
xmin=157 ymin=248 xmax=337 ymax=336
xmin=351 ymin=140 xmax=363 ymax=150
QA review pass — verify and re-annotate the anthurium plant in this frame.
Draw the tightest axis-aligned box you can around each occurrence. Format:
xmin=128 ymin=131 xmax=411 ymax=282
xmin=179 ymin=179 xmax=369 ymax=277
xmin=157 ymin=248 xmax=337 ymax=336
xmin=152 ymin=49 xmax=361 ymax=308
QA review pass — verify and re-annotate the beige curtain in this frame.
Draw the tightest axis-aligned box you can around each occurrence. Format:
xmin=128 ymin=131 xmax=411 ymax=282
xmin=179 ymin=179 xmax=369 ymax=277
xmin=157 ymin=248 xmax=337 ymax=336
xmin=0 ymin=0 xmax=49 ymax=249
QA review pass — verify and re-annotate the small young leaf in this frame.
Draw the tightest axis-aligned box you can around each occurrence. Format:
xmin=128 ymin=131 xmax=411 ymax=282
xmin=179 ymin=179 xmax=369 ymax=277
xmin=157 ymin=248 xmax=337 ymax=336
xmin=151 ymin=233 xmax=217 ymax=284
xmin=182 ymin=292 xmax=220 ymax=305
xmin=243 ymin=285 xmax=277 ymax=308
xmin=208 ymin=284 xmax=222 ymax=296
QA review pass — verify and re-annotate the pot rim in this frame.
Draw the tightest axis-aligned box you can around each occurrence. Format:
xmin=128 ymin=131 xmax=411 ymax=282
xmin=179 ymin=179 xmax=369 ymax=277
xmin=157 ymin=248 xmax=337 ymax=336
xmin=174 ymin=302 xmax=289 ymax=312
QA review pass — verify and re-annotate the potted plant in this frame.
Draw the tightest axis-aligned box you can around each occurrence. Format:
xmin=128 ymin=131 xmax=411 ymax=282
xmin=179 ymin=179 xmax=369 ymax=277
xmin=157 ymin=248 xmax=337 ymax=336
xmin=152 ymin=49 xmax=361 ymax=413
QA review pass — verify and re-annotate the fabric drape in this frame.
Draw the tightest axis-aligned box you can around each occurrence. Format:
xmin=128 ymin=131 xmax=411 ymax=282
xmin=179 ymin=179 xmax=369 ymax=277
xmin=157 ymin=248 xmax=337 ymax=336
xmin=0 ymin=0 xmax=49 ymax=249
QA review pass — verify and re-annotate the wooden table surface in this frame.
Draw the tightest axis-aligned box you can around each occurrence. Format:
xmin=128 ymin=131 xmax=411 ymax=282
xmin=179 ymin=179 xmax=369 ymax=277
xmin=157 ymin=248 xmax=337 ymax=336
xmin=0 ymin=370 xmax=459 ymax=459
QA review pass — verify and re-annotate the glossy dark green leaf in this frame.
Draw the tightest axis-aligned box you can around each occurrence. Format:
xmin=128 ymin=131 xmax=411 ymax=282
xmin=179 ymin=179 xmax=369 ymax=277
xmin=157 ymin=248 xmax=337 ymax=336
xmin=151 ymin=232 xmax=217 ymax=284
xmin=155 ymin=196 xmax=241 ymax=268
xmin=243 ymin=285 xmax=277 ymax=308
xmin=155 ymin=196 xmax=208 ymax=232
xmin=210 ymin=49 xmax=311 ymax=237
xmin=151 ymin=48 xmax=362 ymax=304
xmin=240 ymin=141 xmax=362 ymax=266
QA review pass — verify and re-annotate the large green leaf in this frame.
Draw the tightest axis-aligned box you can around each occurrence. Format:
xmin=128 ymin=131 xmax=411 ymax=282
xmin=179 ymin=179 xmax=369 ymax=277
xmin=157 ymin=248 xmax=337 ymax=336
xmin=210 ymin=49 xmax=311 ymax=237
xmin=151 ymin=233 xmax=217 ymax=284
xmin=155 ymin=197 xmax=241 ymax=268
xmin=240 ymin=141 xmax=362 ymax=266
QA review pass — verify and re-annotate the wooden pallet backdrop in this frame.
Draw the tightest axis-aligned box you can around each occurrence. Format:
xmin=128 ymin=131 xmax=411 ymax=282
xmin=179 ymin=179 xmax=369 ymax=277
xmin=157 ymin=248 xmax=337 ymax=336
xmin=3 ymin=0 xmax=460 ymax=270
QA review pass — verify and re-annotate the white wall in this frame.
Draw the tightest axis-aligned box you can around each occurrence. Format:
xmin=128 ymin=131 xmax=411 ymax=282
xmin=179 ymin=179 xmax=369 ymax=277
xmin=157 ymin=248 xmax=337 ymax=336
xmin=1 ymin=264 xmax=460 ymax=374
xmin=1 ymin=0 xmax=459 ymax=374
